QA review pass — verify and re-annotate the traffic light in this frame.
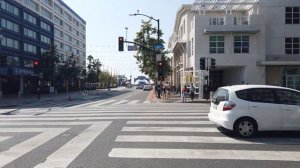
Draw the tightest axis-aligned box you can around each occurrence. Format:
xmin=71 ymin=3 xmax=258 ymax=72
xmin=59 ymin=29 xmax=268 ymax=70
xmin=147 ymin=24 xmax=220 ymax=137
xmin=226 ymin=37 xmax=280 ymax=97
xmin=118 ymin=37 xmax=124 ymax=51
xmin=157 ymin=61 xmax=165 ymax=80
xmin=211 ymin=58 xmax=216 ymax=69
xmin=33 ymin=60 xmax=39 ymax=74
xmin=200 ymin=57 xmax=206 ymax=70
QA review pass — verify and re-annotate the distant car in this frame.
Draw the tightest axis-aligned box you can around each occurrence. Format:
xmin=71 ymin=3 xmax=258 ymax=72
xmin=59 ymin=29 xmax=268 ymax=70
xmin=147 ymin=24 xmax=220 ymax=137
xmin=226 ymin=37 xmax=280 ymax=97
xmin=209 ymin=85 xmax=300 ymax=138
xmin=136 ymin=84 xmax=143 ymax=89
xmin=143 ymin=85 xmax=152 ymax=91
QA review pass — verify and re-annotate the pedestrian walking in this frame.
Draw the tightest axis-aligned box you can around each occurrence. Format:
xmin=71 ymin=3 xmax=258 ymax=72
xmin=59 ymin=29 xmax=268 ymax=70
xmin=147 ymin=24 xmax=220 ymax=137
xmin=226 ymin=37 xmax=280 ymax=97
xmin=182 ymin=85 xmax=188 ymax=103
xmin=190 ymin=83 xmax=195 ymax=102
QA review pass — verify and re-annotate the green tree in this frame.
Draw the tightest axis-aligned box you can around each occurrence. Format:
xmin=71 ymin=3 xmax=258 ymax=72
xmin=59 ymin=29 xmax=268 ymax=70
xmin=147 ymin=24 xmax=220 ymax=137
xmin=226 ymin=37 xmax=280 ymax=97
xmin=40 ymin=45 xmax=60 ymax=86
xmin=133 ymin=20 xmax=171 ymax=82
xmin=86 ymin=55 xmax=102 ymax=83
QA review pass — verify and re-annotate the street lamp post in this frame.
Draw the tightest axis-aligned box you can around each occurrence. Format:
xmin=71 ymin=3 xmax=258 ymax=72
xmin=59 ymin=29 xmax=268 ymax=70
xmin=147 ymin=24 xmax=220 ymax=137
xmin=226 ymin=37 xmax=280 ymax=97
xmin=129 ymin=11 xmax=160 ymax=49
xmin=129 ymin=10 xmax=162 ymax=98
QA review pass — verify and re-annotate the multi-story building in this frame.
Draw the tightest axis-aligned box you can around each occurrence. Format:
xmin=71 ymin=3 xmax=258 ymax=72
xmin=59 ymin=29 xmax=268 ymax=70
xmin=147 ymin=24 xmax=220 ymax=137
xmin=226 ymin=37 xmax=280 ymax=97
xmin=18 ymin=0 xmax=86 ymax=67
xmin=0 ymin=0 xmax=54 ymax=96
xmin=0 ymin=0 xmax=86 ymax=96
xmin=168 ymin=0 xmax=300 ymax=98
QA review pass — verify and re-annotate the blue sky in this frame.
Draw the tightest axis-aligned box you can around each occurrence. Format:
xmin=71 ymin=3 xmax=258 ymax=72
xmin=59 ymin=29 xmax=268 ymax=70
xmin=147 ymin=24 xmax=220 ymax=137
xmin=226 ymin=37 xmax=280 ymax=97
xmin=63 ymin=0 xmax=195 ymax=80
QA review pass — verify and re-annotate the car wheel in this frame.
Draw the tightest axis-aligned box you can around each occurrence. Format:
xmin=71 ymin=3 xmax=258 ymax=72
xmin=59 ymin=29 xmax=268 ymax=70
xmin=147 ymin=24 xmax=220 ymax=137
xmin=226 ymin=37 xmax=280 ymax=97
xmin=233 ymin=118 xmax=257 ymax=138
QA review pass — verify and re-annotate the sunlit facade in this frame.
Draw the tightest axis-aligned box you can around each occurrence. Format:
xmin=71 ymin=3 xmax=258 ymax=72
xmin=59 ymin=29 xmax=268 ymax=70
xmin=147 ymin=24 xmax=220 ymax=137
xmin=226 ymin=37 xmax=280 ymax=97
xmin=169 ymin=0 xmax=300 ymax=98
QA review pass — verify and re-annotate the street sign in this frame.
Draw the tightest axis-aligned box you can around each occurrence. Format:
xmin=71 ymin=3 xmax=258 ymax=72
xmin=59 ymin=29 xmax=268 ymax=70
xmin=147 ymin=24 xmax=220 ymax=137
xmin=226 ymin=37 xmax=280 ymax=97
xmin=128 ymin=45 xmax=137 ymax=51
xmin=154 ymin=44 xmax=164 ymax=49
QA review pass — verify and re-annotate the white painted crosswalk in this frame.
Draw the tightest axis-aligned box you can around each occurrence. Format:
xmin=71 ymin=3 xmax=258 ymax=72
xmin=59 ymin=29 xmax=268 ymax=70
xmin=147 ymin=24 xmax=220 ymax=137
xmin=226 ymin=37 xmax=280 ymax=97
xmin=1 ymin=103 xmax=300 ymax=167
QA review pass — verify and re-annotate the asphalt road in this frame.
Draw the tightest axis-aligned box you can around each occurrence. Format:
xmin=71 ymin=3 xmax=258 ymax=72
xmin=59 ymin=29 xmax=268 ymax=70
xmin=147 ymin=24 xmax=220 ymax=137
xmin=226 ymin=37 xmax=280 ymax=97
xmin=0 ymin=87 xmax=300 ymax=168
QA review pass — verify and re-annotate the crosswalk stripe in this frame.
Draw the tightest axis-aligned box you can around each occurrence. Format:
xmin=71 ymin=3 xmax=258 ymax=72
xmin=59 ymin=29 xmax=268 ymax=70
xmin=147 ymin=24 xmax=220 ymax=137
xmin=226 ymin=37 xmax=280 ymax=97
xmin=0 ymin=109 xmax=16 ymax=114
xmin=89 ymin=100 xmax=117 ymax=107
xmin=0 ymin=136 xmax=11 ymax=143
xmin=126 ymin=121 xmax=213 ymax=125
xmin=111 ymin=100 xmax=128 ymax=105
xmin=0 ymin=122 xmax=98 ymax=126
xmin=115 ymin=135 xmax=300 ymax=145
xmin=38 ymin=113 xmax=207 ymax=117
xmin=108 ymin=148 xmax=300 ymax=161
xmin=127 ymin=100 xmax=140 ymax=104
xmin=0 ymin=116 xmax=208 ymax=121
xmin=143 ymin=101 xmax=150 ymax=103
xmin=67 ymin=100 xmax=105 ymax=108
xmin=34 ymin=122 xmax=111 ymax=168
xmin=48 ymin=110 xmax=208 ymax=114
xmin=122 ymin=127 xmax=219 ymax=132
xmin=0 ymin=128 xmax=69 ymax=167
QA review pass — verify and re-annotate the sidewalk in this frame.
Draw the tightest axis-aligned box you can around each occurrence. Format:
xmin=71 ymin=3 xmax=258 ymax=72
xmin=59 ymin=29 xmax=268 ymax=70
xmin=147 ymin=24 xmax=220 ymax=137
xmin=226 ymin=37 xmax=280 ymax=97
xmin=0 ymin=89 xmax=108 ymax=108
xmin=148 ymin=91 xmax=210 ymax=104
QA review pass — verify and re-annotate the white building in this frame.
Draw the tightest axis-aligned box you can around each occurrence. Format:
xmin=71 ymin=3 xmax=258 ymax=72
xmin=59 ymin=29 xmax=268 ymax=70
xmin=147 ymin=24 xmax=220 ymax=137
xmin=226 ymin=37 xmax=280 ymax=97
xmin=16 ymin=0 xmax=86 ymax=67
xmin=169 ymin=0 xmax=300 ymax=98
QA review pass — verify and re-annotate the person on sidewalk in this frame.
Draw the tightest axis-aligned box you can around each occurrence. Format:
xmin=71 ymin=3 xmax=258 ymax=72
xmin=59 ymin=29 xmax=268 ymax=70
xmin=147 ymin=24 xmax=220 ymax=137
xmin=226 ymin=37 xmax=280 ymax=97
xmin=182 ymin=85 xmax=188 ymax=103
xmin=190 ymin=83 xmax=195 ymax=102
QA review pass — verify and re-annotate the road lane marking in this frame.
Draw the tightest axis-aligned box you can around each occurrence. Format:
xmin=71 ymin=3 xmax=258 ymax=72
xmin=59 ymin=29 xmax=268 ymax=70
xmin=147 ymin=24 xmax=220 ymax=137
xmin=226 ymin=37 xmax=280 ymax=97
xmin=108 ymin=148 xmax=300 ymax=161
xmin=88 ymin=100 xmax=117 ymax=107
xmin=0 ymin=128 xmax=69 ymax=167
xmin=122 ymin=127 xmax=219 ymax=132
xmin=115 ymin=135 xmax=300 ymax=145
xmin=127 ymin=100 xmax=140 ymax=104
xmin=0 ymin=136 xmax=11 ymax=143
xmin=34 ymin=122 xmax=111 ymax=168
xmin=111 ymin=100 xmax=128 ymax=105
xmin=126 ymin=121 xmax=213 ymax=125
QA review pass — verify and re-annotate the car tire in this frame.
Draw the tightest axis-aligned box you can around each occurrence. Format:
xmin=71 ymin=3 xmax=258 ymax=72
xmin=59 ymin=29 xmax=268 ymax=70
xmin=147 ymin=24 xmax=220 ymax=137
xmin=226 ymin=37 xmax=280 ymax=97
xmin=233 ymin=118 xmax=257 ymax=138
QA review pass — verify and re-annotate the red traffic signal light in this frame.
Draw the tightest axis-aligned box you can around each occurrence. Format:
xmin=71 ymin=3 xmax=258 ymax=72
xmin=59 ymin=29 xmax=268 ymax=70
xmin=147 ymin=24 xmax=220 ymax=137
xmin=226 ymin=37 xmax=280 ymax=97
xmin=118 ymin=37 xmax=124 ymax=51
xmin=34 ymin=60 xmax=39 ymax=65
xmin=33 ymin=60 xmax=40 ymax=73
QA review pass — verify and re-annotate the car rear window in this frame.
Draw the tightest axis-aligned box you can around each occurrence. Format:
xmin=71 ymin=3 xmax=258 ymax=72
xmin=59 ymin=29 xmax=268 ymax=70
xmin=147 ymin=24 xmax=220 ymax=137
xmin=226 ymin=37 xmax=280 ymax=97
xmin=236 ymin=89 xmax=248 ymax=101
xmin=213 ymin=88 xmax=229 ymax=101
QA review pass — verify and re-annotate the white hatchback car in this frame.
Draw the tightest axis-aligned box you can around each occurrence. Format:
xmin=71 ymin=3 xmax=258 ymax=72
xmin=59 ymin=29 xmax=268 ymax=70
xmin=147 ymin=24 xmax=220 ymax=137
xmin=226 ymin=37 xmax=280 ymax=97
xmin=209 ymin=85 xmax=300 ymax=137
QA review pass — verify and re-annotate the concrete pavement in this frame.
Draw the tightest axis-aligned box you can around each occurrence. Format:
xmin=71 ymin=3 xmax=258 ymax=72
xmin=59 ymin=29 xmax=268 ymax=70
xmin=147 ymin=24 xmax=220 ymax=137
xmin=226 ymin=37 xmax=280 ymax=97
xmin=0 ymin=89 xmax=108 ymax=108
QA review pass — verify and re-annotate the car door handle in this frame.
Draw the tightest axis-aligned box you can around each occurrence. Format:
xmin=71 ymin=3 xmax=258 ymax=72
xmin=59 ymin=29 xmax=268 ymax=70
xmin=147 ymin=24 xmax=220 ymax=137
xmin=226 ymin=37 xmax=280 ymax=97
xmin=250 ymin=105 xmax=257 ymax=108
xmin=283 ymin=109 xmax=291 ymax=111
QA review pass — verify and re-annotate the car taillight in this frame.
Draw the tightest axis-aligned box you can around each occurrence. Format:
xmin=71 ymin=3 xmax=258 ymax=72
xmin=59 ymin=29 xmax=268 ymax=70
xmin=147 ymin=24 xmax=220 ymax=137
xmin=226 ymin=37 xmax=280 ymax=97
xmin=223 ymin=101 xmax=236 ymax=111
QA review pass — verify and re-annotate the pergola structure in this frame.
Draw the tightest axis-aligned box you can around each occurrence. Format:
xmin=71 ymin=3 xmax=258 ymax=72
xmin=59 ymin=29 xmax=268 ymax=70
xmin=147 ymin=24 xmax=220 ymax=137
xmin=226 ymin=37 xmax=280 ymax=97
xmin=193 ymin=0 xmax=259 ymax=14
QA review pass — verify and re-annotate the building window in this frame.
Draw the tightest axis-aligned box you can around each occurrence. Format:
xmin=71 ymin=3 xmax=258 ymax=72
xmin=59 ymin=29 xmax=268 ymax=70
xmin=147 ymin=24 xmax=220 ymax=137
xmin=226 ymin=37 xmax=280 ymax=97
xmin=209 ymin=18 xmax=225 ymax=25
xmin=7 ymin=56 xmax=21 ymax=66
xmin=24 ymin=12 xmax=37 ymax=25
xmin=234 ymin=17 xmax=249 ymax=25
xmin=54 ymin=16 xmax=63 ymax=26
xmin=24 ymin=28 xmax=37 ymax=39
xmin=54 ymin=4 xmax=63 ymax=15
xmin=24 ymin=43 xmax=37 ymax=54
xmin=1 ymin=18 xmax=19 ymax=33
xmin=1 ymin=37 xmax=20 ymax=49
xmin=25 ymin=0 xmax=39 ymax=12
xmin=64 ymin=34 xmax=71 ymax=42
xmin=41 ymin=7 xmax=52 ymax=19
xmin=209 ymin=36 xmax=224 ymax=53
xmin=1 ymin=1 xmax=19 ymax=16
xmin=24 ymin=59 xmax=34 ymax=68
xmin=41 ymin=0 xmax=52 ymax=7
xmin=40 ymin=48 xmax=47 ymax=55
xmin=41 ymin=35 xmax=51 ymax=44
xmin=234 ymin=35 xmax=249 ymax=53
xmin=64 ymin=44 xmax=71 ymax=52
xmin=286 ymin=37 xmax=300 ymax=54
xmin=64 ymin=12 xmax=72 ymax=22
xmin=286 ymin=7 xmax=300 ymax=24
xmin=41 ymin=21 xmax=51 ymax=32
xmin=64 ymin=23 xmax=72 ymax=31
